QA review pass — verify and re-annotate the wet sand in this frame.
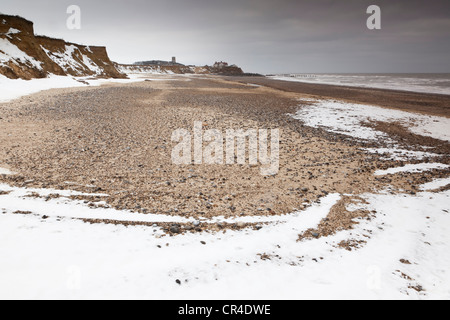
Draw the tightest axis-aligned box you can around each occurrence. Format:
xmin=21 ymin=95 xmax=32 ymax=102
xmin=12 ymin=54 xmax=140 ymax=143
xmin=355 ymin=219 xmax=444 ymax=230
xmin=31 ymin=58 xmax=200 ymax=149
xmin=227 ymin=76 xmax=450 ymax=117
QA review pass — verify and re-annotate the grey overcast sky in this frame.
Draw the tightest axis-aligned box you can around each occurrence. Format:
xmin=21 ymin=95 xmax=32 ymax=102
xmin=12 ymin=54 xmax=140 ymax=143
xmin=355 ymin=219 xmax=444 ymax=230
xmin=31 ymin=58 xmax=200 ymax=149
xmin=1 ymin=0 xmax=449 ymax=73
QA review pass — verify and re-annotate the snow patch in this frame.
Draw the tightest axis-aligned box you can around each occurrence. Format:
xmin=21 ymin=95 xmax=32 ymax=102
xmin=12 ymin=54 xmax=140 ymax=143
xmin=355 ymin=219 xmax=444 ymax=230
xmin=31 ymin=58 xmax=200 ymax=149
xmin=0 ymin=38 xmax=42 ymax=70
xmin=0 ymin=74 xmax=86 ymax=102
xmin=420 ymin=178 xmax=450 ymax=191
xmin=0 ymin=168 xmax=14 ymax=175
xmin=0 ymin=183 xmax=192 ymax=224
xmin=41 ymin=45 xmax=85 ymax=74
xmin=0 ymin=183 xmax=336 ymax=225
xmin=0 ymin=192 xmax=340 ymax=299
xmin=80 ymin=54 xmax=103 ymax=75
xmin=292 ymin=99 xmax=450 ymax=143
xmin=1 ymin=28 xmax=21 ymax=39
xmin=374 ymin=163 xmax=450 ymax=176
xmin=0 ymin=74 xmax=157 ymax=103
xmin=1 ymin=185 xmax=449 ymax=299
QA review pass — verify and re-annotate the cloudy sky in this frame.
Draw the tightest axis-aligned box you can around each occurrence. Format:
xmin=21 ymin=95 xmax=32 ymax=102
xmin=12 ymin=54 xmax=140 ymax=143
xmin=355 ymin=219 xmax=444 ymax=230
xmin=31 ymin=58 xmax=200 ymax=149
xmin=1 ymin=0 xmax=449 ymax=73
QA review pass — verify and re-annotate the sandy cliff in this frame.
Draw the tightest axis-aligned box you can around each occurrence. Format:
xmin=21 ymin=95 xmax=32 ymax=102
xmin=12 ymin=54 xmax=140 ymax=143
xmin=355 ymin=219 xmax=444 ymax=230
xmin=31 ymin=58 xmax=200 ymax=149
xmin=116 ymin=63 xmax=195 ymax=75
xmin=116 ymin=63 xmax=245 ymax=76
xmin=0 ymin=14 xmax=125 ymax=80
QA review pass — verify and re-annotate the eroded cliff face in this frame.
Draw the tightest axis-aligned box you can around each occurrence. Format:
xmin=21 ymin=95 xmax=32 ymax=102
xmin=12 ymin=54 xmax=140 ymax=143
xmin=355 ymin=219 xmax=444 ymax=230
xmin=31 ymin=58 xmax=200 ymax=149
xmin=116 ymin=64 xmax=195 ymax=75
xmin=0 ymin=15 xmax=126 ymax=80
xmin=116 ymin=64 xmax=245 ymax=76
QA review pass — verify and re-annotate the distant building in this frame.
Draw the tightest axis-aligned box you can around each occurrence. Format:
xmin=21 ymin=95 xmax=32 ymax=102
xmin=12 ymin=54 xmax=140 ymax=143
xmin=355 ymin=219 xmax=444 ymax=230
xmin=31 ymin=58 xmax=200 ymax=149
xmin=134 ymin=57 xmax=183 ymax=67
xmin=213 ymin=61 xmax=229 ymax=69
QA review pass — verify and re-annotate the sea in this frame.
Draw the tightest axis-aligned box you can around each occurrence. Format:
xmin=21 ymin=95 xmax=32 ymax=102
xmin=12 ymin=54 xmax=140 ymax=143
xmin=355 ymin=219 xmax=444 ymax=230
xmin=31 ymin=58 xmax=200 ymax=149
xmin=269 ymin=73 xmax=450 ymax=95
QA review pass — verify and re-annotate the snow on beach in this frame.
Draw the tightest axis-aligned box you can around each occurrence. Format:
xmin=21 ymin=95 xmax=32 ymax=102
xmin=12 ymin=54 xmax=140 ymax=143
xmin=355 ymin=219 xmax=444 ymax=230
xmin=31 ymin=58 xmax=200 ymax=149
xmin=1 ymin=137 xmax=450 ymax=300
xmin=0 ymin=183 xmax=256 ymax=225
xmin=0 ymin=167 xmax=14 ymax=175
xmin=374 ymin=163 xmax=450 ymax=176
xmin=420 ymin=177 xmax=450 ymax=191
xmin=1 ymin=180 xmax=449 ymax=299
xmin=292 ymin=99 xmax=450 ymax=168
xmin=293 ymin=99 xmax=450 ymax=143
xmin=0 ymin=74 xmax=88 ymax=103
xmin=0 ymin=73 xmax=185 ymax=103
xmin=1 ymin=75 xmax=450 ymax=299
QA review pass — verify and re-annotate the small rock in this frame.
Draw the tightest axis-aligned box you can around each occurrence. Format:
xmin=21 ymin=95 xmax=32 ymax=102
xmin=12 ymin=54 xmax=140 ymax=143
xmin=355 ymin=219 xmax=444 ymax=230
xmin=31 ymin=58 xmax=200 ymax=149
xmin=236 ymin=222 xmax=246 ymax=228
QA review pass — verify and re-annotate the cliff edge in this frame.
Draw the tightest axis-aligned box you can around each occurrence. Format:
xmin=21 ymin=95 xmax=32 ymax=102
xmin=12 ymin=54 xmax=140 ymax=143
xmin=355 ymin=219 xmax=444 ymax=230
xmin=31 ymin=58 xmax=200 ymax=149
xmin=0 ymin=15 xmax=126 ymax=80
